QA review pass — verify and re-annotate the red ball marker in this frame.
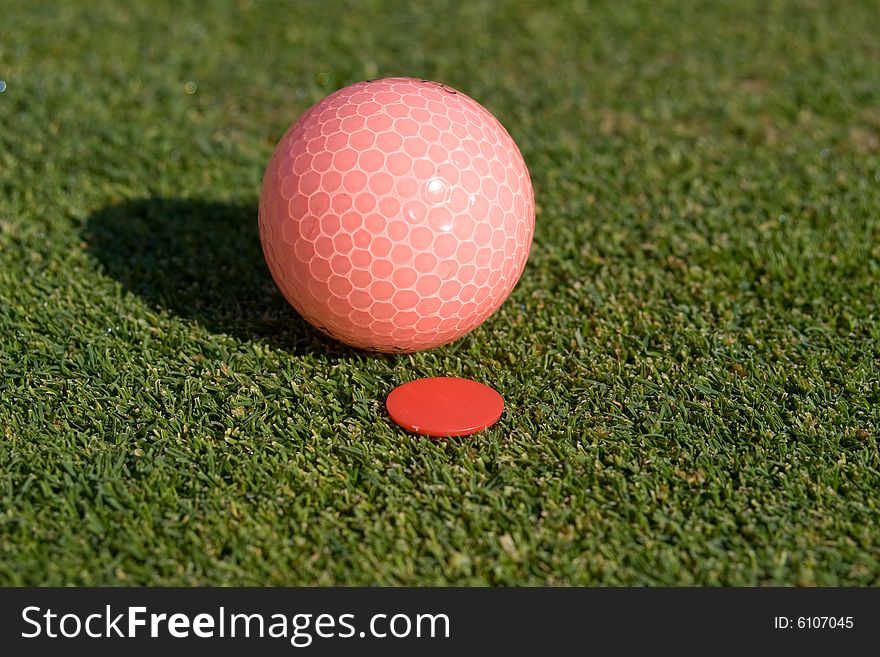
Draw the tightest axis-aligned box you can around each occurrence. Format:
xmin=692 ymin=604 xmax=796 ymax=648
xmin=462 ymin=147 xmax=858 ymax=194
xmin=386 ymin=377 xmax=504 ymax=437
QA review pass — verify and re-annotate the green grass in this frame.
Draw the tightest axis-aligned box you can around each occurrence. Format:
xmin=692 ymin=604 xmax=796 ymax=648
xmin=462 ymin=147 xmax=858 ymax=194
xmin=1 ymin=0 xmax=879 ymax=586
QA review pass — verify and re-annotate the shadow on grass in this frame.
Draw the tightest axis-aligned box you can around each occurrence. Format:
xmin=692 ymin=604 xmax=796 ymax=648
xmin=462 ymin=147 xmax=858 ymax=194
xmin=83 ymin=197 xmax=353 ymax=357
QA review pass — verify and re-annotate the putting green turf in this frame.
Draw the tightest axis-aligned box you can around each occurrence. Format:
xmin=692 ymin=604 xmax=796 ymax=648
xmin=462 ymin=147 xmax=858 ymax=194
xmin=2 ymin=0 xmax=879 ymax=585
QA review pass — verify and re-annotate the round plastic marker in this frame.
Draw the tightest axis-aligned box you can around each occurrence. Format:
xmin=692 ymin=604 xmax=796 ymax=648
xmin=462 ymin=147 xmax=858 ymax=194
xmin=386 ymin=377 xmax=504 ymax=437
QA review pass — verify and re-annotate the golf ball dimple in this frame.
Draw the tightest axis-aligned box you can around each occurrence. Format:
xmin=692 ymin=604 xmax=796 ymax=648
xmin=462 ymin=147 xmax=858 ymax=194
xmin=259 ymin=77 xmax=535 ymax=353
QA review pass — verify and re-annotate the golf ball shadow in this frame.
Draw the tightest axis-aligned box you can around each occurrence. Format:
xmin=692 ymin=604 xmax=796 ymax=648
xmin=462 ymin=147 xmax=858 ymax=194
xmin=83 ymin=197 xmax=351 ymax=355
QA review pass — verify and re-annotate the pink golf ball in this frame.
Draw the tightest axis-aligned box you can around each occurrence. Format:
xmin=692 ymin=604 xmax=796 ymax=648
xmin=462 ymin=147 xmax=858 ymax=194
xmin=259 ymin=77 xmax=535 ymax=353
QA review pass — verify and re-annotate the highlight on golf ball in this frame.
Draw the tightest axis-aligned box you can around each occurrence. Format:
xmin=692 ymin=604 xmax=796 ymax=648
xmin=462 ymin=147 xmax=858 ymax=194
xmin=259 ymin=77 xmax=535 ymax=353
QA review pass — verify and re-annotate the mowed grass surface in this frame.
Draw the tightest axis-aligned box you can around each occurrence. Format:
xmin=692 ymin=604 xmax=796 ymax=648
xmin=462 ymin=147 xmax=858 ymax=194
xmin=1 ymin=0 xmax=879 ymax=585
